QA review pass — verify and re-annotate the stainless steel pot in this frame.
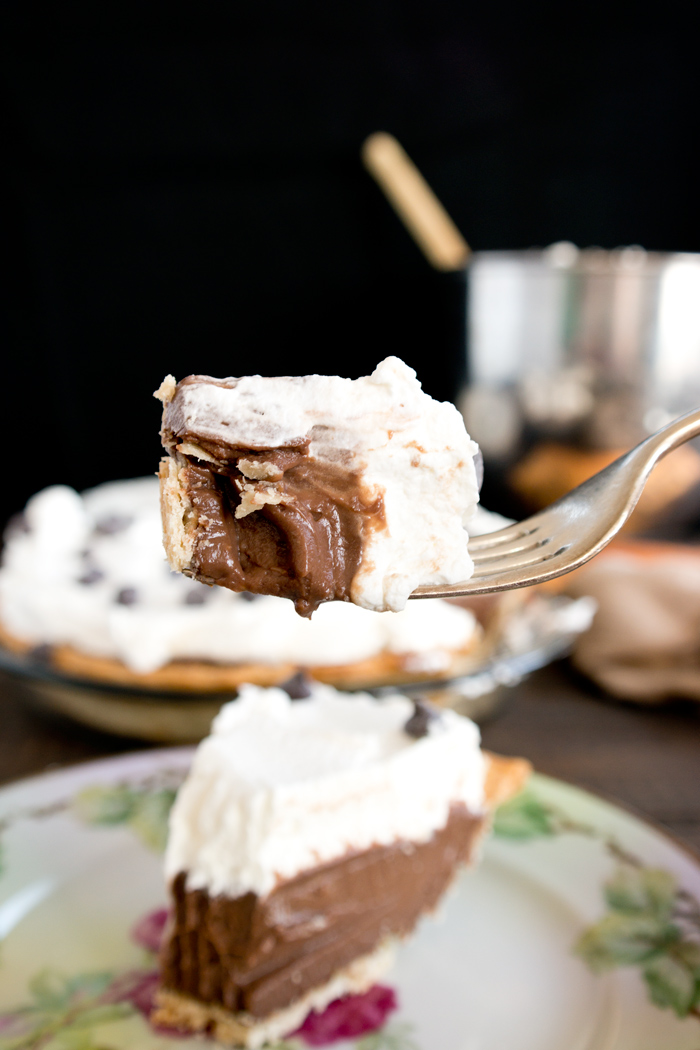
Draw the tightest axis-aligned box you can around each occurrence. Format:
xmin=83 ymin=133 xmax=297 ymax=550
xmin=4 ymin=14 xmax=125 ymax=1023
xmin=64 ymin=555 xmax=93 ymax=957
xmin=460 ymin=244 xmax=700 ymax=459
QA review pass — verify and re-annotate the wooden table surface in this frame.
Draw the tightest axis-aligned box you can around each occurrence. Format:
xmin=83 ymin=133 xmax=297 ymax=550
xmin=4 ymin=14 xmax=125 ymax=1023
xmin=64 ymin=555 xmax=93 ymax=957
xmin=2 ymin=660 xmax=700 ymax=853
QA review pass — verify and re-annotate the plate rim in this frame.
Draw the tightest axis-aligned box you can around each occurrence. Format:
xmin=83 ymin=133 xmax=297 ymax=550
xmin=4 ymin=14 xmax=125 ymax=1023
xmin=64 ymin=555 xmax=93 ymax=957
xmin=1 ymin=748 xmax=699 ymax=870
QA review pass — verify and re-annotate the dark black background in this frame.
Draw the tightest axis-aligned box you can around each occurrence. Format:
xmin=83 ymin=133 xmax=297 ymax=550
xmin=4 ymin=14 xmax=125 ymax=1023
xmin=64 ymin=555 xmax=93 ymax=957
xmin=1 ymin=5 xmax=698 ymax=528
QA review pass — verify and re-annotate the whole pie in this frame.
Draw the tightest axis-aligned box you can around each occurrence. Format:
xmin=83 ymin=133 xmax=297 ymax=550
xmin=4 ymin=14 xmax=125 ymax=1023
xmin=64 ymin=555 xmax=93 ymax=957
xmin=0 ymin=476 xmax=502 ymax=694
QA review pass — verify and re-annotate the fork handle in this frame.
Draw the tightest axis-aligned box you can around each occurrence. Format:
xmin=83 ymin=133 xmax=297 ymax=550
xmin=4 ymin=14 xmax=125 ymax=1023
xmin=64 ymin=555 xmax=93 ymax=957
xmin=634 ymin=406 xmax=700 ymax=465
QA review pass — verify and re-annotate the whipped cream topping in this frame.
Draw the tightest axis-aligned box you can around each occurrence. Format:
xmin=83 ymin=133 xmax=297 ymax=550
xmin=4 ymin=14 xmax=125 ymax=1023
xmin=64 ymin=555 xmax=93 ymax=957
xmin=163 ymin=357 xmax=481 ymax=612
xmin=165 ymin=682 xmax=485 ymax=898
xmin=0 ymin=477 xmax=479 ymax=674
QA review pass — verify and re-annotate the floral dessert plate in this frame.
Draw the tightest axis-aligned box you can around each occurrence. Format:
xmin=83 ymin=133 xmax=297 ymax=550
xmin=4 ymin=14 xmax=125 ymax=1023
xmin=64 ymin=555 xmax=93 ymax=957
xmin=1 ymin=750 xmax=699 ymax=1050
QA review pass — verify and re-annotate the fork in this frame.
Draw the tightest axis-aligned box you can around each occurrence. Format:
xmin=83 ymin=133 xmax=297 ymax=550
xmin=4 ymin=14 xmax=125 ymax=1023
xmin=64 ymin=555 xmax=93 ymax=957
xmin=411 ymin=406 xmax=700 ymax=599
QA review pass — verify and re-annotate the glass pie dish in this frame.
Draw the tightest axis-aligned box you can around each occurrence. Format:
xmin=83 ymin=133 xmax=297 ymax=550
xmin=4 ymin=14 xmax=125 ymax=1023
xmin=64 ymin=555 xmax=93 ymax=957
xmin=0 ymin=590 xmax=594 ymax=743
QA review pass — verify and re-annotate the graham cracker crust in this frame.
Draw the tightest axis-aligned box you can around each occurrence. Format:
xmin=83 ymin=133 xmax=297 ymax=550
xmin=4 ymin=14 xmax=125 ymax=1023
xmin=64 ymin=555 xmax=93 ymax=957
xmin=152 ymin=939 xmax=396 ymax=1049
xmin=0 ymin=613 xmax=484 ymax=694
xmin=483 ymin=751 xmax=532 ymax=810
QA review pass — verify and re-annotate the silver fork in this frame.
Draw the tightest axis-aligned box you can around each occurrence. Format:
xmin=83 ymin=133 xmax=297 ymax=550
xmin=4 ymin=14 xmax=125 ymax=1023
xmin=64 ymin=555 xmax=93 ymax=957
xmin=411 ymin=406 xmax=700 ymax=599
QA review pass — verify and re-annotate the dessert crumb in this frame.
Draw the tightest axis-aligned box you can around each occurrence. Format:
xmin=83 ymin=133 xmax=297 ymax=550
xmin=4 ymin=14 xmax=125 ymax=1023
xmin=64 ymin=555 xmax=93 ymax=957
xmin=154 ymin=375 xmax=177 ymax=404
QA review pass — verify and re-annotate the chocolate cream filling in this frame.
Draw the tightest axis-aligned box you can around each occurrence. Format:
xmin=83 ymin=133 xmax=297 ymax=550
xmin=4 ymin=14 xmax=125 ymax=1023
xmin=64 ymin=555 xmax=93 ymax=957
xmin=160 ymin=803 xmax=484 ymax=1020
xmin=161 ymin=392 xmax=386 ymax=616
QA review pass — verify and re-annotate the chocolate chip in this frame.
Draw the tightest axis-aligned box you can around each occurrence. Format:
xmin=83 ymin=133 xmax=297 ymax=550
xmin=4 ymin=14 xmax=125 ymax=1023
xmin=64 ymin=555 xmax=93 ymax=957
xmin=184 ymin=589 xmax=209 ymax=605
xmin=403 ymin=698 xmax=441 ymax=739
xmin=116 ymin=587 xmax=139 ymax=605
xmin=279 ymin=671 xmax=313 ymax=700
xmin=238 ymin=591 xmax=258 ymax=602
xmin=94 ymin=514 xmax=132 ymax=536
xmin=77 ymin=567 xmax=104 ymax=585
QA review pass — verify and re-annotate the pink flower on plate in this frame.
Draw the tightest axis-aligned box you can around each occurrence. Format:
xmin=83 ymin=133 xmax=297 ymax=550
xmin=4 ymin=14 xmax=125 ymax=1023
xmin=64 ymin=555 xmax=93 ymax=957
xmin=292 ymin=985 xmax=398 ymax=1046
xmin=0 ymin=1014 xmax=35 ymax=1038
xmin=131 ymin=907 xmax=170 ymax=953
xmin=102 ymin=969 xmax=160 ymax=1015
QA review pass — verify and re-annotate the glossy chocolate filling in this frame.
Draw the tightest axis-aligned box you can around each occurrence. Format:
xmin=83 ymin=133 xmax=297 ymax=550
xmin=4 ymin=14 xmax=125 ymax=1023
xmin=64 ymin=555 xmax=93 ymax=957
xmin=162 ymin=388 xmax=386 ymax=616
xmin=178 ymin=460 xmax=384 ymax=617
xmin=160 ymin=803 xmax=483 ymax=1020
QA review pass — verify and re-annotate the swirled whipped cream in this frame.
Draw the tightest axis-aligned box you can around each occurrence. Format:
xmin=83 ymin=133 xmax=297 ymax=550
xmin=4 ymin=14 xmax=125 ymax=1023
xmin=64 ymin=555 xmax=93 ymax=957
xmin=0 ymin=476 xmax=479 ymax=674
xmin=159 ymin=357 xmax=481 ymax=614
xmin=165 ymin=681 xmax=485 ymax=897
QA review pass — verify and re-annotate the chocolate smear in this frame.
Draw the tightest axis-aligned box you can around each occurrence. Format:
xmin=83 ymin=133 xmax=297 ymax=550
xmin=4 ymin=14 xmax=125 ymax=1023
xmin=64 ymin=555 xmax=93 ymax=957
xmin=403 ymin=698 xmax=441 ymax=739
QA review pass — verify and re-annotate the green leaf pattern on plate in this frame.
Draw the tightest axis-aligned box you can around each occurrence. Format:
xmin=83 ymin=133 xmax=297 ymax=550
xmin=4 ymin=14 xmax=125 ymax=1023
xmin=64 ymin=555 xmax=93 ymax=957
xmin=0 ymin=968 xmax=133 ymax=1050
xmin=576 ymin=911 xmax=681 ymax=970
xmin=356 ymin=1021 xmax=420 ymax=1049
xmin=71 ymin=785 xmax=177 ymax=853
xmin=604 ymin=864 xmax=677 ymax=921
xmin=0 ymin=770 xmax=184 ymax=864
xmin=493 ymin=789 xmax=595 ymax=840
xmin=643 ymin=952 xmax=700 ymax=1018
xmin=492 ymin=791 xmax=559 ymax=839
xmin=494 ymin=790 xmax=700 ymax=1020
xmin=576 ymin=864 xmax=700 ymax=1018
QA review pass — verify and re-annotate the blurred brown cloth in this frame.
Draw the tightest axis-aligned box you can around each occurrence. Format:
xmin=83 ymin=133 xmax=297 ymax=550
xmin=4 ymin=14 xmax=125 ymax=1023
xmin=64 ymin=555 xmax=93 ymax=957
xmin=564 ymin=541 xmax=700 ymax=703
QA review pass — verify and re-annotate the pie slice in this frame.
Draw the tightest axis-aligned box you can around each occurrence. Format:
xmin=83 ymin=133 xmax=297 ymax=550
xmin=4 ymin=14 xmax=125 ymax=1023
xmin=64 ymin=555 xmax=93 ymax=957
xmin=152 ymin=681 xmax=530 ymax=1047
xmin=157 ymin=357 xmax=481 ymax=617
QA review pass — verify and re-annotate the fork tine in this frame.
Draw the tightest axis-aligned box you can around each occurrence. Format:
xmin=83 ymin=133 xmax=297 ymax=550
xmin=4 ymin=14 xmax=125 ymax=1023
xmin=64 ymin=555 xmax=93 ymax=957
xmin=412 ymin=407 xmax=700 ymax=600
xmin=470 ymin=534 xmax=550 ymax=564
xmin=467 ymin=522 xmax=542 ymax=550
xmin=470 ymin=541 xmax=571 ymax=578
